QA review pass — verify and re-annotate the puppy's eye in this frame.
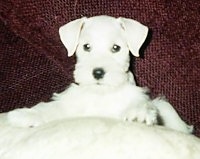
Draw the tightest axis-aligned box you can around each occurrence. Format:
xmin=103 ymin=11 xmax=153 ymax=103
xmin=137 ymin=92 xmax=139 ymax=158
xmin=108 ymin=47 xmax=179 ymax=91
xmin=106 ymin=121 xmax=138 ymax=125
xmin=111 ymin=44 xmax=121 ymax=53
xmin=83 ymin=44 xmax=91 ymax=52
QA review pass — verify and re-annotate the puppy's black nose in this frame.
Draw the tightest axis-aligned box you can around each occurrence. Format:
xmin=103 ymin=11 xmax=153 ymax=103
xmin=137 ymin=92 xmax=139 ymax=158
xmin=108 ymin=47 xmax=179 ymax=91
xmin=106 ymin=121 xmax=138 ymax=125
xmin=93 ymin=68 xmax=105 ymax=80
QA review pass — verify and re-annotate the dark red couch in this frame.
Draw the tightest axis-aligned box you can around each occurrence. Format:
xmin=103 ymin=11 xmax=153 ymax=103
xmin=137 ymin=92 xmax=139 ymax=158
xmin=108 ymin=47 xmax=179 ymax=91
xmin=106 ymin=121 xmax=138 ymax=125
xmin=0 ymin=0 xmax=199 ymax=136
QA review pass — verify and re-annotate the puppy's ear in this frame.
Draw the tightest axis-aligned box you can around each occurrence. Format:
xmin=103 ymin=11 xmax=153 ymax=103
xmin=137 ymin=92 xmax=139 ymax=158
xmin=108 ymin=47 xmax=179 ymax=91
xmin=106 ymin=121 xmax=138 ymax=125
xmin=118 ymin=17 xmax=148 ymax=57
xmin=59 ymin=17 xmax=86 ymax=57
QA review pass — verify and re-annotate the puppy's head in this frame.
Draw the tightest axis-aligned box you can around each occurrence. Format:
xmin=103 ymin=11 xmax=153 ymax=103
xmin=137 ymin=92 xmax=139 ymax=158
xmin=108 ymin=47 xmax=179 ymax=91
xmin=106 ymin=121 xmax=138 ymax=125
xmin=59 ymin=15 xmax=148 ymax=87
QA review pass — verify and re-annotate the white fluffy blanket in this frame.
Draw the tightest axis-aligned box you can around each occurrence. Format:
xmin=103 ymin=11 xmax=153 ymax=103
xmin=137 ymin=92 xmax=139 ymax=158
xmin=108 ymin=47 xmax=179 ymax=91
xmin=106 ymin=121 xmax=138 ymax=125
xmin=0 ymin=117 xmax=200 ymax=159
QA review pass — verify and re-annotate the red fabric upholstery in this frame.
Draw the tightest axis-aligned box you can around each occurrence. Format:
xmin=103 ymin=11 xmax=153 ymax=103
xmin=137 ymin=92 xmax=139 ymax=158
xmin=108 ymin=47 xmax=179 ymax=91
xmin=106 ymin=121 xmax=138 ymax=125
xmin=0 ymin=0 xmax=199 ymax=136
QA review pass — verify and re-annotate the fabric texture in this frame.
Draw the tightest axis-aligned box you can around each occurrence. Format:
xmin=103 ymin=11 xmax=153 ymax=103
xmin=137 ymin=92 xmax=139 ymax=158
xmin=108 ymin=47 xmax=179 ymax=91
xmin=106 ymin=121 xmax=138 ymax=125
xmin=0 ymin=0 xmax=199 ymax=136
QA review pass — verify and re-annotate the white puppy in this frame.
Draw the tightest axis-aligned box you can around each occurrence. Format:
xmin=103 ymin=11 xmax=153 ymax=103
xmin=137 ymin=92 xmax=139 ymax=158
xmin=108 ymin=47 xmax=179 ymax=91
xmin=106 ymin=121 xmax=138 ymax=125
xmin=6 ymin=15 xmax=193 ymax=133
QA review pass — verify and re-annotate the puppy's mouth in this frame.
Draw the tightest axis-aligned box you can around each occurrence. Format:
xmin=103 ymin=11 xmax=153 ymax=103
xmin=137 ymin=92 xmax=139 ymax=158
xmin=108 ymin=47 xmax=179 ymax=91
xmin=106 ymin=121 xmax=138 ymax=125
xmin=95 ymin=81 xmax=105 ymax=86
xmin=75 ymin=79 xmax=108 ymax=87
xmin=91 ymin=79 xmax=105 ymax=86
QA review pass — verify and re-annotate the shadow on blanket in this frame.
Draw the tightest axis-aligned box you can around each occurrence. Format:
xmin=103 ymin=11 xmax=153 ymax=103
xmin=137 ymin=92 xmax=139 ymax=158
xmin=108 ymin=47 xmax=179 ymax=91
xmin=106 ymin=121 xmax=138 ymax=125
xmin=0 ymin=117 xmax=200 ymax=159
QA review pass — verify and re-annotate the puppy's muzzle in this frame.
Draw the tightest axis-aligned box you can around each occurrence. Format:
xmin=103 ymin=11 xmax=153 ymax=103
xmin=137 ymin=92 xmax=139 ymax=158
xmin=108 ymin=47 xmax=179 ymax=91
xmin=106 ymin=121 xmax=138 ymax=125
xmin=92 ymin=68 xmax=105 ymax=80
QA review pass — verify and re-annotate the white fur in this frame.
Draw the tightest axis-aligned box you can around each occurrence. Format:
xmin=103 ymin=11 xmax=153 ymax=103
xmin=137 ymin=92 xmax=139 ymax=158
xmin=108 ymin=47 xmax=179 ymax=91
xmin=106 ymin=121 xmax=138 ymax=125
xmin=6 ymin=15 xmax=192 ymax=134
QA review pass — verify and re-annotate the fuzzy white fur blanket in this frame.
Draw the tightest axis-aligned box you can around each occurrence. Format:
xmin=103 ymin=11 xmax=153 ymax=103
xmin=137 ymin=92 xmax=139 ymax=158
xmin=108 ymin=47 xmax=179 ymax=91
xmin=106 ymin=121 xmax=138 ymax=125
xmin=0 ymin=116 xmax=200 ymax=159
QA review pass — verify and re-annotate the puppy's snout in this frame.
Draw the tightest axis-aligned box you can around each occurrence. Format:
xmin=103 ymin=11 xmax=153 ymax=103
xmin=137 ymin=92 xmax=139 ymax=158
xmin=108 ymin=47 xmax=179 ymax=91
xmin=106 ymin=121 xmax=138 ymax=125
xmin=93 ymin=68 xmax=105 ymax=80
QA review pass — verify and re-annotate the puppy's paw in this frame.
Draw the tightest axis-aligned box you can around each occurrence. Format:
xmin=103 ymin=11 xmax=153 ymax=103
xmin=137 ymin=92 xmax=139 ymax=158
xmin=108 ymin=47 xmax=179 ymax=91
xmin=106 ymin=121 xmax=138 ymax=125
xmin=7 ymin=108 xmax=43 ymax=128
xmin=124 ymin=104 xmax=158 ymax=125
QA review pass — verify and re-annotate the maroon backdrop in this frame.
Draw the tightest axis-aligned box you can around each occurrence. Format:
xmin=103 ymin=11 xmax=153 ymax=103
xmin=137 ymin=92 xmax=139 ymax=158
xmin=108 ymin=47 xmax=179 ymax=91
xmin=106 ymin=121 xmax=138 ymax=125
xmin=0 ymin=0 xmax=200 ymax=136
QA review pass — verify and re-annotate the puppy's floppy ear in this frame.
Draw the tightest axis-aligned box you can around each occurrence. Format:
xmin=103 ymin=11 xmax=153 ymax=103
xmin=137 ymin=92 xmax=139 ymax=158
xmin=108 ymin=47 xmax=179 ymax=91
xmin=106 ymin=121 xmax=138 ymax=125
xmin=59 ymin=17 xmax=86 ymax=57
xmin=118 ymin=17 xmax=148 ymax=57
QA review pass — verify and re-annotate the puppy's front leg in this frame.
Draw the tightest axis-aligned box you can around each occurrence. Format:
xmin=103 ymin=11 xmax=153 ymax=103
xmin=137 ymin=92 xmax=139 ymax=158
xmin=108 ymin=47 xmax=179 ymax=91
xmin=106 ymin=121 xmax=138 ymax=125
xmin=124 ymin=101 xmax=158 ymax=125
xmin=7 ymin=101 xmax=63 ymax=128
